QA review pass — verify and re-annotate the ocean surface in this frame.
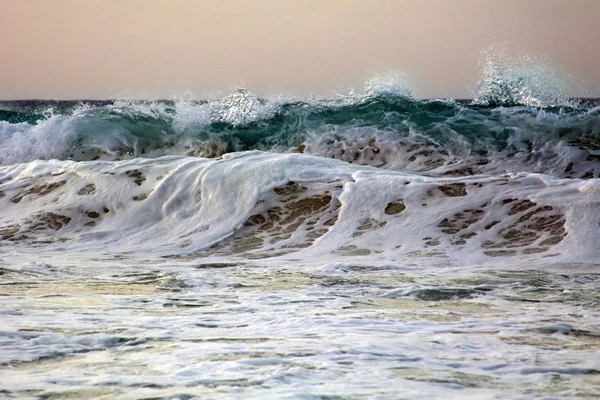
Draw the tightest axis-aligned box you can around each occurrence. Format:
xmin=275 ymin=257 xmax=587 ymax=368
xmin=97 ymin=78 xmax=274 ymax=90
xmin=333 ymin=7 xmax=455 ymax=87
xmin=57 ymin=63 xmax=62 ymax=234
xmin=1 ymin=67 xmax=600 ymax=399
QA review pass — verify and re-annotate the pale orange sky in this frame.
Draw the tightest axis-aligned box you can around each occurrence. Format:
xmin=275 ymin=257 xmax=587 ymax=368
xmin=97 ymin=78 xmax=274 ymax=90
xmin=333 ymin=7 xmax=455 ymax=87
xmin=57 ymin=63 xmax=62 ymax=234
xmin=1 ymin=0 xmax=599 ymax=99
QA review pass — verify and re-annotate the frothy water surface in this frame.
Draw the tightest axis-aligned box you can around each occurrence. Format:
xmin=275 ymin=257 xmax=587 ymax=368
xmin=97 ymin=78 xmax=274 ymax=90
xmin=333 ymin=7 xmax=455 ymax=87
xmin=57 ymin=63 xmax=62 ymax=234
xmin=1 ymin=61 xmax=600 ymax=399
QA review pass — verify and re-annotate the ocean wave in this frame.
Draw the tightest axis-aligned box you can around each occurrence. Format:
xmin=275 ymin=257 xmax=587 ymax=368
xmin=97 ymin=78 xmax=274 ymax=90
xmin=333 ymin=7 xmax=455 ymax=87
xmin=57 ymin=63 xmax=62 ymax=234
xmin=1 ymin=93 xmax=599 ymax=178
xmin=0 ymin=152 xmax=598 ymax=264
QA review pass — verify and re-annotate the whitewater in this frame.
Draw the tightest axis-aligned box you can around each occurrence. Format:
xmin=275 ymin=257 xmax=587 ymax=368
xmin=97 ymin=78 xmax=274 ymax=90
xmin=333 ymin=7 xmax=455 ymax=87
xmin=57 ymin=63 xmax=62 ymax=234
xmin=1 ymin=63 xmax=599 ymax=399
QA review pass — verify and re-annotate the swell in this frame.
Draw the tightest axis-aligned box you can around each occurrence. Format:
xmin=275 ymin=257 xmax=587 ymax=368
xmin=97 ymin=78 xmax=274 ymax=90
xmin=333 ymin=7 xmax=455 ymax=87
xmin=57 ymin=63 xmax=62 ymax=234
xmin=1 ymin=94 xmax=599 ymax=178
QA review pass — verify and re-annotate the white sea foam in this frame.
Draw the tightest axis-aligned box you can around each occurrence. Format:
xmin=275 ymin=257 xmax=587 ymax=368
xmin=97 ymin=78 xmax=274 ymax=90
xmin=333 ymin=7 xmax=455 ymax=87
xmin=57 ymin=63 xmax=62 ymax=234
xmin=364 ymin=71 xmax=413 ymax=99
xmin=0 ymin=152 xmax=597 ymax=264
xmin=0 ymin=114 xmax=79 ymax=165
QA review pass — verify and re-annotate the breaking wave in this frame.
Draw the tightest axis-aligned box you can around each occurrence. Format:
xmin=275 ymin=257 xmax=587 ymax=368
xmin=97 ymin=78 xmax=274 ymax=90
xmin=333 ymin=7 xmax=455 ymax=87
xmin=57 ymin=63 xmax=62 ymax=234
xmin=1 ymin=92 xmax=599 ymax=179
xmin=1 ymin=152 xmax=598 ymax=265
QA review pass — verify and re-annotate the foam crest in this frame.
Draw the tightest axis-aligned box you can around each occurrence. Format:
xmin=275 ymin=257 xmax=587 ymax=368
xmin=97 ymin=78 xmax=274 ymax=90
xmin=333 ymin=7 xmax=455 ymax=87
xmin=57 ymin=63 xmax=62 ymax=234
xmin=364 ymin=71 xmax=413 ymax=99
xmin=209 ymin=88 xmax=280 ymax=126
xmin=0 ymin=88 xmax=282 ymax=165
xmin=0 ymin=113 xmax=79 ymax=165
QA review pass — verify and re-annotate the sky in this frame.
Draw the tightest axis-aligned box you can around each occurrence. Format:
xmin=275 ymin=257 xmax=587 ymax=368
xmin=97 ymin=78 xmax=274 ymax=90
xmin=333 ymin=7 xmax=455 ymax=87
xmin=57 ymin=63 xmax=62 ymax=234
xmin=1 ymin=0 xmax=599 ymax=99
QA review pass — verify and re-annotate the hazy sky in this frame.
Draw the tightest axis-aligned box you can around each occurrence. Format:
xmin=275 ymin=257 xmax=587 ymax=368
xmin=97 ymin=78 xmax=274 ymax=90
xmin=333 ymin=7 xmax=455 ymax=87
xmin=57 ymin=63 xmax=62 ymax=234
xmin=2 ymin=0 xmax=599 ymax=99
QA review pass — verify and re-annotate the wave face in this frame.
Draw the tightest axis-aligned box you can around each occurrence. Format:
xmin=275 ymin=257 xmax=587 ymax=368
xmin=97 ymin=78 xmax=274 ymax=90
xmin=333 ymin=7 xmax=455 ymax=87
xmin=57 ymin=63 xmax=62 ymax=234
xmin=1 ymin=93 xmax=599 ymax=179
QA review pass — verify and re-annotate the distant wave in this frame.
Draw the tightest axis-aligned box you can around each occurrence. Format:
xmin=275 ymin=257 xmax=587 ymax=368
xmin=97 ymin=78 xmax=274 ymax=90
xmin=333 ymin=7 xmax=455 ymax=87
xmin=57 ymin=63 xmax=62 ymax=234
xmin=1 ymin=92 xmax=599 ymax=178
